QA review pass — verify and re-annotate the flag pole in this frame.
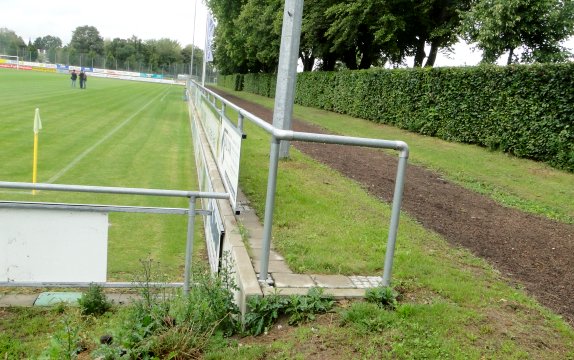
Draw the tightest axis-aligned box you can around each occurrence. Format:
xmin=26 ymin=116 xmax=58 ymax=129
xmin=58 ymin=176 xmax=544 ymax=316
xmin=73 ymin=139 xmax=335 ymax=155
xmin=202 ymin=15 xmax=208 ymax=86
xmin=32 ymin=108 xmax=42 ymax=195
xmin=190 ymin=0 xmax=198 ymax=79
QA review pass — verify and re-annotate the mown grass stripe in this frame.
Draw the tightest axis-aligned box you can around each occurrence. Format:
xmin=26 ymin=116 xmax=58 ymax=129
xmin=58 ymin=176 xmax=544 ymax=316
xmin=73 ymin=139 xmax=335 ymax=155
xmin=46 ymin=88 xmax=170 ymax=184
xmin=0 ymin=69 xmax=199 ymax=279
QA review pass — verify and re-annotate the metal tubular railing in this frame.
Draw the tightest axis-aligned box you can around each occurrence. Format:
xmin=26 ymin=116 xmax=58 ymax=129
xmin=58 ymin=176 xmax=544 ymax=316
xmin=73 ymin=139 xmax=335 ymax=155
xmin=189 ymin=81 xmax=409 ymax=287
xmin=0 ymin=181 xmax=229 ymax=293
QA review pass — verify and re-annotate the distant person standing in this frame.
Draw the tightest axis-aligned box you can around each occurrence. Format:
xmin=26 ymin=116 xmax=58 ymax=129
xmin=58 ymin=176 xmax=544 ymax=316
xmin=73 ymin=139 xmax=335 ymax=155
xmin=70 ymin=70 xmax=77 ymax=87
xmin=83 ymin=72 xmax=87 ymax=89
xmin=79 ymin=70 xmax=85 ymax=89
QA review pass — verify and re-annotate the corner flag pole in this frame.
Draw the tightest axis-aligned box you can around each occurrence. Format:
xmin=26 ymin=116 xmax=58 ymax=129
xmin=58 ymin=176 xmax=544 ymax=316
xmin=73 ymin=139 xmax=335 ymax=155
xmin=32 ymin=108 xmax=42 ymax=194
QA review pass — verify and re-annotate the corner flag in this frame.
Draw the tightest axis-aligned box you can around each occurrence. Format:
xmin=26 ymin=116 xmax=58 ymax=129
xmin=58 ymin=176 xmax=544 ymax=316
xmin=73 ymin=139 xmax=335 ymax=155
xmin=34 ymin=108 xmax=42 ymax=133
xmin=32 ymin=108 xmax=42 ymax=194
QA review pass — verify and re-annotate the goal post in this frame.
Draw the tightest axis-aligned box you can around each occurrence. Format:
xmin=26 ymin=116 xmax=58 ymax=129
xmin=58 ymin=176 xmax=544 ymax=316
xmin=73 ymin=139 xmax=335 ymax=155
xmin=0 ymin=55 xmax=20 ymax=70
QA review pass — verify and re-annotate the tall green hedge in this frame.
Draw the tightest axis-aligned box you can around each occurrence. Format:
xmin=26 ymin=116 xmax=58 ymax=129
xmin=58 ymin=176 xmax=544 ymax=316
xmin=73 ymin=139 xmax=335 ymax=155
xmin=218 ymin=74 xmax=244 ymax=91
xmin=243 ymin=73 xmax=276 ymax=98
xmin=220 ymin=64 xmax=574 ymax=172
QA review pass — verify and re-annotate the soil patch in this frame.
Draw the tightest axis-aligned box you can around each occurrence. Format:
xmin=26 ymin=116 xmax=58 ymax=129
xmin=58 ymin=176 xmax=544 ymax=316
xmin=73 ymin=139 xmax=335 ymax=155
xmin=210 ymin=88 xmax=574 ymax=326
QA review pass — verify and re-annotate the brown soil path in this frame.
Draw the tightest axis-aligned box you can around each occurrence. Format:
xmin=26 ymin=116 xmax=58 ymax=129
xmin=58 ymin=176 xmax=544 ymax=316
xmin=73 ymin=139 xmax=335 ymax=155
xmin=210 ymin=88 xmax=574 ymax=326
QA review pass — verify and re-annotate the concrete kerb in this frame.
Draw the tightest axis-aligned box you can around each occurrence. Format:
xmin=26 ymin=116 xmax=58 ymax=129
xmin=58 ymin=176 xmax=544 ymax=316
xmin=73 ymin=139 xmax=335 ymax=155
xmin=221 ymin=214 xmax=262 ymax=316
xmin=190 ymin=103 xmax=263 ymax=315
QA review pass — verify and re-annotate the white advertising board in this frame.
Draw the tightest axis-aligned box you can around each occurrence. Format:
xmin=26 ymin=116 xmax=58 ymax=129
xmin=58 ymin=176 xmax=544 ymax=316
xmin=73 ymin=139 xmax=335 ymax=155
xmin=0 ymin=209 xmax=108 ymax=283
xmin=190 ymin=109 xmax=225 ymax=273
xmin=218 ymin=119 xmax=242 ymax=203
xmin=196 ymin=95 xmax=242 ymax=210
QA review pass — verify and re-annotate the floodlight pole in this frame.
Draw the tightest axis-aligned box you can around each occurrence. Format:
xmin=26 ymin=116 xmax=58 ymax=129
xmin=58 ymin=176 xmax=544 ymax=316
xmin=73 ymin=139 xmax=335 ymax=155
xmin=258 ymin=0 xmax=304 ymax=283
xmin=272 ymin=0 xmax=304 ymax=159
xmin=202 ymin=15 xmax=207 ymax=86
xmin=190 ymin=0 xmax=198 ymax=78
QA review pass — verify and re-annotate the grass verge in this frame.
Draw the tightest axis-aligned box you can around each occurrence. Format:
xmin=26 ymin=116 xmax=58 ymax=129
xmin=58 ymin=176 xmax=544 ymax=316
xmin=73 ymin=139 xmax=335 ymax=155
xmin=209 ymin=86 xmax=574 ymax=357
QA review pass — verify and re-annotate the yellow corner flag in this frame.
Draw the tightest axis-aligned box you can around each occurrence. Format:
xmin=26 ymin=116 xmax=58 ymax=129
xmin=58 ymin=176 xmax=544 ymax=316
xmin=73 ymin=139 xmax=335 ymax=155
xmin=34 ymin=108 xmax=42 ymax=133
xmin=32 ymin=108 xmax=42 ymax=194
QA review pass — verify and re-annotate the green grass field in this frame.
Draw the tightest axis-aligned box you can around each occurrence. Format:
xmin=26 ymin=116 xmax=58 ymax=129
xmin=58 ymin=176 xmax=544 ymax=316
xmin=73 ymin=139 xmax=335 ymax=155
xmin=0 ymin=69 xmax=198 ymax=280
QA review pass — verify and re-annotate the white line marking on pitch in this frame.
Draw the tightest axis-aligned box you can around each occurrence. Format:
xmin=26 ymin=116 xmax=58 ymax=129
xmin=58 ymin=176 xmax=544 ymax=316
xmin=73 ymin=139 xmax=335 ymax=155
xmin=0 ymin=191 xmax=31 ymax=195
xmin=47 ymin=89 xmax=169 ymax=184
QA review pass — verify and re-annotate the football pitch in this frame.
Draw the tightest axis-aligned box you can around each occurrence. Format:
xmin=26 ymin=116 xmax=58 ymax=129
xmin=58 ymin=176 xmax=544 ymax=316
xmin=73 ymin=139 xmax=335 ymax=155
xmin=0 ymin=69 xmax=199 ymax=280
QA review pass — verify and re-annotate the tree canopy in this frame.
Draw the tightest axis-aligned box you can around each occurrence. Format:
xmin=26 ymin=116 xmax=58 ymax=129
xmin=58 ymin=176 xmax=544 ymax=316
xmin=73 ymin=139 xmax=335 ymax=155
xmin=209 ymin=0 xmax=474 ymax=72
xmin=1 ymin=26 xmax=204 ymax=76
xmin=33 ymin=35 xmax=62 ymax=51
xmin=0 ymin=28 xmax=26 ymax=56
xmin=70 ymin=25 xmax=105 ymax=55
xmin=208 ymin=0 xmax=572 ymax=74
xmin=460 ymin=0 xmax=574 ymax=64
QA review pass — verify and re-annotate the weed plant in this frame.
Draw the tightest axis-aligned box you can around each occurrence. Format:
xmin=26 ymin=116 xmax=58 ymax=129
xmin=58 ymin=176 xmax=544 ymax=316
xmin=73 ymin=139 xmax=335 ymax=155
xmin=78 ymin=283 xmax=113 ymax=316
xmin=244 ymin=290 xmax=288 ymax=336
xmin=285 ymin=287 xmax=335 ymax=325
xmin=365 ymin=286 xmax=399 ymax=310
xmin=93 ymin=258 xmax=240 ymax=358
xmin=41 ymin=310 xmax=85 ymax=360
xmin=244 ymin=287 xmax=335 ymax=336
xmin=340 ymin=302 xmax=397 ymax=332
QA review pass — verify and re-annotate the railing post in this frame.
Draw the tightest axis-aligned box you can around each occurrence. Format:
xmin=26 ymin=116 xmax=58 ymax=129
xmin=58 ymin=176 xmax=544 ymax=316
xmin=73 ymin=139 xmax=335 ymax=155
xmin=258 ymin=137 xmax=281 ymax=283
xmin=184 ymin=196 xmax=197 ymax=294
xmin=382 ymin=154 xmax=408 ymax=286
xmin=238 ymin=113 xmax=244 ymax=135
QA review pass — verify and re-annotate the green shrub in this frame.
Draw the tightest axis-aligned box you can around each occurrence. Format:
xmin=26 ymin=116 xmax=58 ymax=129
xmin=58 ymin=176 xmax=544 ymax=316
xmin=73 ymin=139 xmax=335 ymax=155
xmin=218 ymin=74 xmax=244 ymax=91
xmin=243 ymin=73 xmax=276 ymax=97
xmin=77 ymin=283 xmax=112 ymax=317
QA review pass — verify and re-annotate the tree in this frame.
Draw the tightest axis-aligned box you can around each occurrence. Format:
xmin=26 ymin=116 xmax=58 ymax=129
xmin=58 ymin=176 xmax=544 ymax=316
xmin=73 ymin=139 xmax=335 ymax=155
xmin=325 ymin=0 xmax=402 ymax=69
xmin=302 ymin=0 xmax=348 ymax=71
xmin=70 ymin=25 xmax=104 ymax=55
xmin=461 ymin=0 xmax=574 ymax=64
xmin=207 ymin=0 xmax=248 ymax=74
xmin=107 ymin=38 xmax=135 ymax=62
xmin=233 ymin=0 xmax=283 ymax=73
xmin=0 ymin=28 xmax=25 ymax=56
xmin=146 ymin=38 xmax=182 ymax=73
xmin=299 ymin=0 xmax=469 ymax=70
xmin=27 ymin=40 xmax=38 ymax=61
xmin=33 ymin=35 xmax=62 ymax=51
xmin=406 ymin=0 xmax=471 ymax=67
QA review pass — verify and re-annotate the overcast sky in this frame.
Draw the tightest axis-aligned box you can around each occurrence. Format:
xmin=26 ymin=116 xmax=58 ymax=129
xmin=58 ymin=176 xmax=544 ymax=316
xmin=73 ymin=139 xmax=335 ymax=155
xmin=2 ymin=0 xmax=209 ymax=49
xmin=2 ymin=0 xmax=572 ymax=67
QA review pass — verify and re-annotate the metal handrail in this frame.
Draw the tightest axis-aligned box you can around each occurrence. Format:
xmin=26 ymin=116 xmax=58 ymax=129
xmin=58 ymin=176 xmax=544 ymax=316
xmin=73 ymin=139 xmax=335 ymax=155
xmin=0 ymin=181 xmax=229 ymax=293
xmin=189 ymin=81 xmax=409 ymax=286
